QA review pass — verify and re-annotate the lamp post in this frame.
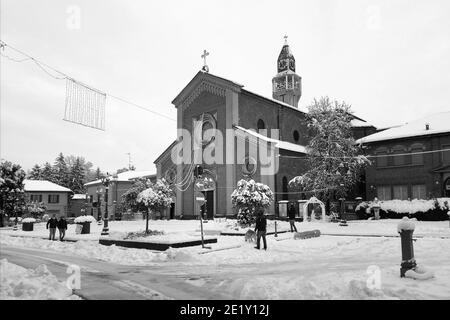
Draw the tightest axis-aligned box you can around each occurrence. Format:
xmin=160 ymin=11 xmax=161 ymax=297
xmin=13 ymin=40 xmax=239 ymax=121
xmin=96 ymin=188 xmax=102 ymax=225
xmin=101 ymin=174 xmax=110 ymax=236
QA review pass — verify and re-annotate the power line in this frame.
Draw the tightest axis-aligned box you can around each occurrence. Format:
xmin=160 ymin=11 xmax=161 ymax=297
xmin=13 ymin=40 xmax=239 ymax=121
xmin=0 ymin=40 xmax=176 ymax=122
xmin=278 ymin=147 xmax=450 ymax=160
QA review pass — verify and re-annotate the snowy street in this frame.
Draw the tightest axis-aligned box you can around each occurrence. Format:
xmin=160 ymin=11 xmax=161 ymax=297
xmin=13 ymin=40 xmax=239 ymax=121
xmin=2 ymin=219 xmax=450 ymax=300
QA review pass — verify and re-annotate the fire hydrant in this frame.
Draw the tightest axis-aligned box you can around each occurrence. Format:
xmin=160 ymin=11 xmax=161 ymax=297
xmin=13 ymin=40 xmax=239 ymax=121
xmin=397 ymin=217 xmax=416 ymax=277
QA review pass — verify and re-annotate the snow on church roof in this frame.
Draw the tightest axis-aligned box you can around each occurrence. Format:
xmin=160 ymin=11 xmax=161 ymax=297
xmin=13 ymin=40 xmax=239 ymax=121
xmin=234 ymin=125 xmax=308 ymax=154
xmin=356 ymin=111 xmax=450 ymax=144
xmin=24 ymin=180 xmax=72 ymax=193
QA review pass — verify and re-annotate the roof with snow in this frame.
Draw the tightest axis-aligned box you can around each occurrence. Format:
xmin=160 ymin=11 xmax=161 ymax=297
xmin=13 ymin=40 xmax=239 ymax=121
xmin=350 ymin=119 xmax=375 ymax=128
xmin=234 ymin=125 xmax=308 ymax=154
xmin=24 ymin=180 xmax=72 ymax=193
xmin=356 ymin=111 xmax=450 ymax=144
xmin=84 ymin=170 xmax=156 ymax=187
xmin=71 ymin=194 xmax=87 ymax=200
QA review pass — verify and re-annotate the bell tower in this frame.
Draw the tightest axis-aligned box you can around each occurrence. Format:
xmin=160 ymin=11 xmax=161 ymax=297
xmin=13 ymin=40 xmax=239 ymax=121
xmin=272 ymin=36 xmax=302 ymax=108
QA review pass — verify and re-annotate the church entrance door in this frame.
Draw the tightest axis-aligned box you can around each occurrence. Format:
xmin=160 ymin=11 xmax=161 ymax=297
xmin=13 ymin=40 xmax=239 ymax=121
xmin=201 ymin=190 xmax=214 ymax=220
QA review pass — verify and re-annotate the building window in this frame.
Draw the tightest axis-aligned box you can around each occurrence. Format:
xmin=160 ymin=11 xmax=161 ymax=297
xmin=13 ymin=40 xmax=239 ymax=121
xmin=30 ymin=194 xmax=42 ymax=202
xmin=375 ymin=147 xmax=388 ymax=167
xmin=392 ymin=145 xmax=406 ymax=166
xmin=442 ymin=144 xmax=450 ymax=164
xmin=377 ymin=186 xmax=391 ymax=200
xmin=293 ymin=130 xmax=300 ymax=142
xmin=48 ymin=195 xmax=60 ymax=204
xmin=411 ymin=143 xmax=425 ymax=165
xmin=257 ymin=119 xmax=266 ymax=131
xmin=412 ymin=185 xmax=426 ymax=200
xmin=89 ymin=195 xmax=93 ymax=203
xmin=393 ymin=185 xmax=408 ymax=200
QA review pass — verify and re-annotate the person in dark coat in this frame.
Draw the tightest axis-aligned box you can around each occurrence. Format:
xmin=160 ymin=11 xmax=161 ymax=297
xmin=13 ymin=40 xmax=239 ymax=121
xmin=254 ymin=209 xmax=267 ymax=250
xmin=57 ymin=216 xmax=68 ymax=241
xmin=288 ymin=203 xmax=298 ymax=232
xmin=46 ymin=214 xmax=58 ymax=240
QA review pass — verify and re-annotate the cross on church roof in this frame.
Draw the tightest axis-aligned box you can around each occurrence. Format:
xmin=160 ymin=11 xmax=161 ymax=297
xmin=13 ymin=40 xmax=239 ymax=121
xmin=284 ymin=35 xmax=288 ymax=44
xmin=201 ymin=49 xmax=210 ymax=73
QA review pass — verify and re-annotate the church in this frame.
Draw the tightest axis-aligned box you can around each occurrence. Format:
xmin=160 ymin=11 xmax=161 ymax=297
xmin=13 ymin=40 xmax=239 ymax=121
xmin=154 ymin=38 xmax=376 ymax=219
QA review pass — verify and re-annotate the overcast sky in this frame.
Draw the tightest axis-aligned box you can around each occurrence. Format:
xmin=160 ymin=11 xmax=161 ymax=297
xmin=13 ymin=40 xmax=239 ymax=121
xmin=1 ymin=0 xmax=450 ymax=173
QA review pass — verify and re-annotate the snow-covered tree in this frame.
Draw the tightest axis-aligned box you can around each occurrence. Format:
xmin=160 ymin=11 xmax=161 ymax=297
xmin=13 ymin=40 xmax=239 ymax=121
xmin=69 ymin=157 xmax=86 ymax=193
xmin=289 ymin=97 xmax=370 ymax=208
xmin=231 ymin=179 xmax=274 ymax=227
xmin=28 ymin=164 xmax=42 ymax=180
xmin=0 ymin=160 xmax=27 ymax=227
xmin=53 ymin=153 xmax=69 ymax=187
xmin=41 ymin=162 xmax=54 ymax=182
xmin=120 ymin=178 xmax=153 ymax=213
xmin=137 ymin=179 xmax=174 ymax=233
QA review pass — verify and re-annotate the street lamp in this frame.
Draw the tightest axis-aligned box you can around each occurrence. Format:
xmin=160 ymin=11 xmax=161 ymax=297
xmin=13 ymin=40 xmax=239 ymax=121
xmin=96 ymin=188 xmax=102 ymax=225
xmin=100 ymin=174 xmax=111 ymax=236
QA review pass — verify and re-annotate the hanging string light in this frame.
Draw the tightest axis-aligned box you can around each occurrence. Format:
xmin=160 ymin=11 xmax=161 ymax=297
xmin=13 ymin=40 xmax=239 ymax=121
xmin=63 ymin=78 xmax=107 ymax=131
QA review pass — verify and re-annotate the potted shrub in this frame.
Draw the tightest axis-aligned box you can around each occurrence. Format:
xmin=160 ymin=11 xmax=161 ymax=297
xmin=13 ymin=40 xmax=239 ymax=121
xmin=21 ymin=217 xmax=36 ymax=231
xmin=74 ymin=215 xmax=96 ymax=234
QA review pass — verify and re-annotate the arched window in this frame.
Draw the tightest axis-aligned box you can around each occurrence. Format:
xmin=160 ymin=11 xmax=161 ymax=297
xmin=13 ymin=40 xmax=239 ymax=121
xmin=392 ymin=145 xmax=407 ymax=166
xmin=282 ymin=176 xmax=288 ymax=200
xmin=257 ymin=119 xmax=265 ymax=131
xmin=411 ymin=143 xmax=425 ymax=165
xmin=293 ymin=130 xmax=300 ymax=143
xmin=375 ymin=147 xmax=388 ymax=167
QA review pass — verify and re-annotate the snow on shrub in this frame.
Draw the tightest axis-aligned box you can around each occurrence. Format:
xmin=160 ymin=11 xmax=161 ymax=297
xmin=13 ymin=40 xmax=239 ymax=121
xmin=22 ymin=218 xmax=36 ymax=223
xmin=74 ymin=215 xmax=96 ymax=223
xmin=356 ymin=198 xmax=450 ymax=215
xmin=9 ymin=217 xmax=22 ymax=222
xmin=231 ymin=179 xmax=274 ymax=227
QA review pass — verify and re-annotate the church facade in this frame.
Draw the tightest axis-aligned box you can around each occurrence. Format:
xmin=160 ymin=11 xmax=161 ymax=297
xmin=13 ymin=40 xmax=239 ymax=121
xmin=154 ymin=40 xmax=375 ymax=219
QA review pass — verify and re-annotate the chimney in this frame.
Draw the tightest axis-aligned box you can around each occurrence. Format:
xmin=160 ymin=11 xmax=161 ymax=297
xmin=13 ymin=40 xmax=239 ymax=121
xmin=425 ymin=123 xmax=430 ymax=131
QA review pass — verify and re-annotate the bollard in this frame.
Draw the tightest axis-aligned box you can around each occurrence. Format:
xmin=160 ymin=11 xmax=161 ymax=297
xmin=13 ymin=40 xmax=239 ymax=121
xmin=397 ymin=217 xmax=416 ymax=277
xmin=448 ymin=212 xmax=450 ymax=228
xmin=274 ymin=220 xmax=278 ymax=237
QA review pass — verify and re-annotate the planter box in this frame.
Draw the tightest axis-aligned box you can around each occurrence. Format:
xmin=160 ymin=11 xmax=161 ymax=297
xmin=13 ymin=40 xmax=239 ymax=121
xmin=99 ymin=238 xmax=218 ymax=251
xmin=22 ymin=222 xmax=34 ymax=231
xmin=76 ymin=222 xmax=91 ymax=234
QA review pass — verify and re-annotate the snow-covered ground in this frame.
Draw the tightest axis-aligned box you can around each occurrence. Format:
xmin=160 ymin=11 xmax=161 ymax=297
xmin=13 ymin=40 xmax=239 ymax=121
xmin=1 ymin=219 xmax=450 ymax=299
xmin=0 ymin=259 xmax=81 ymax=300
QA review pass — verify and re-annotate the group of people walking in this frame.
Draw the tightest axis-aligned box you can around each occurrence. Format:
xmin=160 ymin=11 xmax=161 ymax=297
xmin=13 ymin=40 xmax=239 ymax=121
xmin=46 ymin=214 xmax=67 ymax=241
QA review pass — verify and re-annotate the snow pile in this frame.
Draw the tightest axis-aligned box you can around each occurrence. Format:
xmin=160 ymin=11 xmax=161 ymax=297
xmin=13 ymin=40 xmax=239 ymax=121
xmin=0 ymin=259 xmax=80 ymax=300
xmin=22 ymin=218 xmax=36 ymax=223
xmin=356 ymin=198 xmax=450 ymax=214
xmin=74 ymin=215 xmax=96 ymax=223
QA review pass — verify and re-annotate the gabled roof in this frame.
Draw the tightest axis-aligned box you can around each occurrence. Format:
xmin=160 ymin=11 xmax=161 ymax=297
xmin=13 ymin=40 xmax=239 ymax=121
xmin=24 ymin=180 xmax=72 ymax=193
xmin=172 ymin=71 xmax=243 ymax=106
xmin=154 ymin=140 xmax=178 ymax=164
xmin=84 ymin=170 xmax=156 ymax=187
xmin=356 ymin=111 xmax=450 ymax=144
xmin=71 ymin=194 xmax=87 ymax=200
xmin=234 ymin=125 xmax=308 ymax=154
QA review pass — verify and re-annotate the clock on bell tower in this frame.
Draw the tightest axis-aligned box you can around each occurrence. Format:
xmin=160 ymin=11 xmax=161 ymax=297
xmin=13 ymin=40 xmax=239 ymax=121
xmin=272 ymin=36 xmax=302 ymax=108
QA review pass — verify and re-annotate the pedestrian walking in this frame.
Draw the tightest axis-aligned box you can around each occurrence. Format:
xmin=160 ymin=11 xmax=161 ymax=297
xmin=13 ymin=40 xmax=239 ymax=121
xmin=57 ymin=216 xmax=68 ymax=241
xmin=254 ymin=209 xmax=267 ymax=250
xmin=288 ymin=203 xmax=298 ymax=232
xmin=46 ymin=214 xmax=58 ymax=240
